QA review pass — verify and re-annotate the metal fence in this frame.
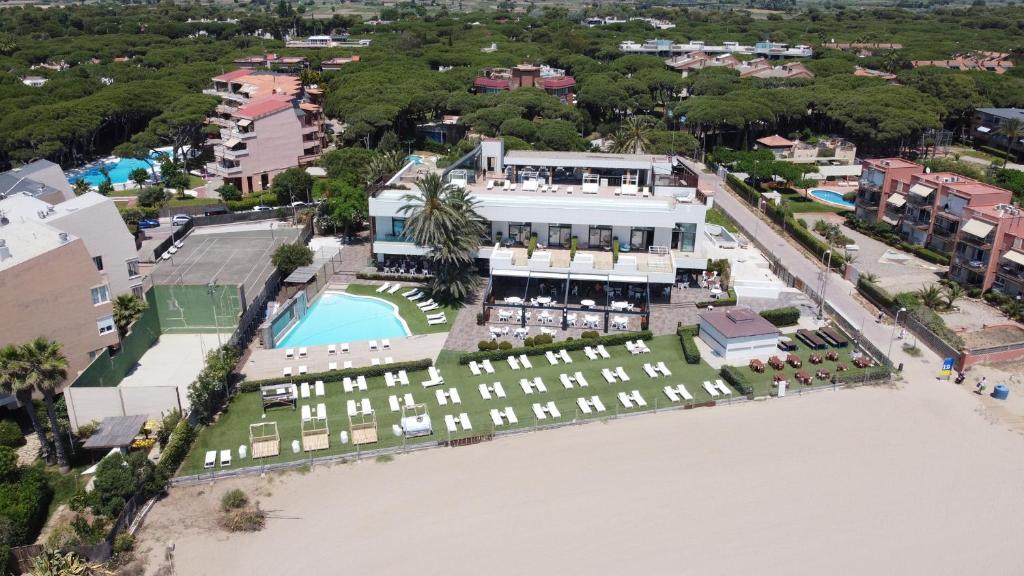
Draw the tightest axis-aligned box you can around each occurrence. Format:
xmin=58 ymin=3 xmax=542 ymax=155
xmin=192 ymin=209 xmax=287 ymax=227
xmin=151 ymin=218 xmax=194 ymax=261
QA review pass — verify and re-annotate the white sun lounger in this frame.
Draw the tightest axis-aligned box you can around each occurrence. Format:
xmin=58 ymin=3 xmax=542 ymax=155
xmin=347 ymin=399 xmax=357 ymax=416
xmin=625 ymin=341 xmax=641 ymax=355
xmin=560 ymin=373 xmax=574 ymax=389
xmin=402 ymin=288 xmax=419 ymax=297
xmin=584 ymin=346 xmax=598 ymax=360
xmin=328 ymin=362 xmax=338 ymax=371
xmin=444 ymin=414 xmax=458 ymax=433
xmin=494 ymin=382 xmax=506 ymax=398
xmin=519 ymin=354 xmax=533 ymax=369
xmin=417 ymin=299 xmax=436 ymax=309
xmin=316 ymin=403 xmax=326 ymax=420
xmin=385 ymin=372 xmax=397 ymax=387
xmin=360 ymin=398 xmax=372 ymax=414
xmin=398 ymin=370 xmax=410 ymax=386
xmin=314 ymin=380 xmax=325 ymax=397
xmin=300 ymin=382 xmax=310 ymax=398
xmin=505 ymin=407 xmax=518 ymax=424
xmin=435 ymin=389 xmax=448 ymax=405
xmin=343 ymin=377 xmax=353 ymax=393
xmin=422 ymin=303 xmax=440 ymax=312
xmin=426 ymin=312 xmax=446 ymax=320
xmin=369 ymin=340 xmax=378 ymax=351
xmin=507 ymin=355 xmax=520 ymax=370
xmin=519 ymin=379 xmax=533 ymax=395
xmin=616 ymin=367 xmax=630 ymax=382
xmin=389 ymin=395 xmax=400 ymax=412
xmin=429 ymin=366 xmax=444 ymax=384
xmin=618 ymin=392 xmax=634 ymax=409
xmin=427 ymin=315 xmax=447 ymax=325
xmin=343 ymin=360 xmax=353 ymax=369
xmin=449 ymin=388 xmax=461 ymax=404
xmin=460 ymin=413 xmax=471 ymax=430
xmin=602 ymin=368 xmax=617 ymax=384
xmin=664 ymin=386 xmax=680 ymax=402
xmin=533 ymin=377 xmax=547 ymax=393
xmin=545 ymin=350 xmax=559 ymax=365
xmin=354 ymin=375 xmax=366 ymax=391
xmin=656 ymin=361 xmax=672 ymax=376
xmin=283 ymin=367 xmax=293 ymax=377
xmin=204 ymin=450 xmax=216 ymax=469
xmin=298 ymin=347 xmax=308 ymax=358
xmin=387 ymin=284 xmax=402 ymax=294
xmin=298 ymin=365 xmax=308 ymax=375
xmin=376 ymin=283 xmax=390 ymax=293
xmin=220 ymin=449 xmax=231 ymax=467
xmin=479 ymin=383 xmax=491 ymax=400
xmin=676 ymin=384 xmax=694 ymax=401
xmin=482 ymin=359 xmax=495 ymax=374
xmin=547 ymin=401 xmax=561 ymax=418
xmin=574 ymin=371 xmax=590 ymax=388
xmin=490 ymin=409 xmax=503 ymax=426
xmin=382 ymin=339 xmax=391 ymax=350
xmin=328 ymin=344 xmax=337 ymax=355
xmin=715 ymin=379 xmax=732 ymax=395
xmin=398 ymin=393 xmax=411 ymax=408
xmin=703 ymin=381 xmax=720 ymax=397
xmin=341 ymin=342 xmax=350 ymax=354
xmin=591 ymin=395 xmax=606 ymax=412
xmin=577 ymin=397 xmax=592 ymax=414
xmin=285 ymin=348 xmax=295 ymax=359
xmin=532 ymin=403 xmax=547 ymax=420
xmin=637 ymin=340 xmax=652 ymax=353
xmin=643 ymin=363 xmax=659 ymax=378
xmin=631 ymin=390 xmax=647 ymax=407
xmin=559 ymin=349 xmax=572 ymax=363
xmin=470 ymin=361 xmax=481 ymax=376
xmin=408 ymin=292 xmax=423 ymax=301
xmin=596 ymin=345 xmax=611 ymax=359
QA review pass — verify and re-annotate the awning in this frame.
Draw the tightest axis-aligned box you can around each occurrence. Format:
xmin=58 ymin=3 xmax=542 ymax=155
xmin=886 ymin=193 xmax=907 ymax=208
xmin=236 ymin=119 xmax=252 ymax=127
xmin=882 ymin=215 xmax=900 ymax=226
xmin=530 ymin=271 xmax=566 ymax=280
xmin=1003 ymin=250 xmax=1024 ymax=266
xmin=908 ymin=183 xmax=934 ymax=198
xmin=961 ymin=218 xmax=994 ymax=238
xmin=493 ymin=269 xmax=531 ymax=278
xmin=223 ymin=137 xmax=241 ymax=148
xmin=976 ymin=125 xmax=991 ymax=133
xmin=82 ymin=415 xmax=148 ymax=450
xmin=608 ymin=274 xmax=648 ymax=283
xmin=570 ymin=273 xmax=606 ymax=282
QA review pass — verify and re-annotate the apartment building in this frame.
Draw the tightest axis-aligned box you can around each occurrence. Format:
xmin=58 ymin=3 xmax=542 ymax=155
xmin=369 ymin=138 xmax=707 ymax=287
xmin=949 ymin=203 xmax=1024 ymax=294
xmin=855 ymin=158 xmax=1014 ymax=253
xmin=912 ymin=51 xmax=1013 ymax=74
xmin=0 ymin=160 xmax=76 ymax=205
xmin=620 ymin=39 xmax=812 ymax=58
xmin=204 ymin=70 xmax=326 ymax=194
xmin=972 ymin=108 xmax=1024 ymax=160
xmin=754 ymin=135 xmax=856 ymax=164
xmin=232 ymin=53 xmax=309 ymax=72
xmin=473 ymin=64 xmax=577 ymax=105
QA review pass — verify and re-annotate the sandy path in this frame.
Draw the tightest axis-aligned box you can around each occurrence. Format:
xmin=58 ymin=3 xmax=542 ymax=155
xmin=138 ymin=381 xmax=1024 ymax=575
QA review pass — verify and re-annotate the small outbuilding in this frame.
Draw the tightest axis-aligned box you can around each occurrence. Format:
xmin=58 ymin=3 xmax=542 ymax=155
xmin=698 ymin=307 xmax=780 ymax=361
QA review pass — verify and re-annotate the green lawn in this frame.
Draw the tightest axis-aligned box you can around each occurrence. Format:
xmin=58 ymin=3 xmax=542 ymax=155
xmin=706 ymin=207 xmax=738 ymax=232
xmin=739 ymin=346 xmax=876 ymax=397
xmin=187 ymin=174 xmax=206 ymax=189
xmin=781 ymin=189 xmax=850 ymax=214
xmin=165 ymin=196 xmax=216 ymax=208
xmin=345 ymin=284 xmax=459 ymax=335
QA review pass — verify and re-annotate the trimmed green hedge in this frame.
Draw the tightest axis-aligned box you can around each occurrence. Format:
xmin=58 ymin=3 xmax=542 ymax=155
xmin=156 ymin=419 xmax=195 ymax=477
xmin=719 ymin=365 xmax=754 ymax=396
xmin=760 ymin=306 xmax=801 ymax=327
xmin=726 ymin=173 xmax=761 ymax=207
xmin=695 ymin=288 xmax=737 ymax=308
xmin=0 ymin=466 xmax=52 ymax=548
xmin=677 ymin=325 xmax=701 ymax=364
xmin=239 ymin=358 xmax=434 ymax=391
xmin=857 ymin=277 xmax=895 ymax=309
xmin=458 ymin=331 xmax=653 ymax=364
xmin=846 ymin=216 xmax=950 ymax=265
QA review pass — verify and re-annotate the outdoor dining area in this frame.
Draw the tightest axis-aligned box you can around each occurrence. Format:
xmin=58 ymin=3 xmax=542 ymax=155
xmin=483 ymin=270 xmax=653 ymax=333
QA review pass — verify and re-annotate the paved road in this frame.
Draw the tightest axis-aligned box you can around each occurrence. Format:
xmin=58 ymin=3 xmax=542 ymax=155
xmin=687 ymin=160 xmax=943 ymax=375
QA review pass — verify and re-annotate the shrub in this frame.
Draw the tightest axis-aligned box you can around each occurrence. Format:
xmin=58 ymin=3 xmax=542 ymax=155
xmin=75 ymin=420 xmax=100 ymax=441
xmin=239 ymin=358 xmax=434 ymax=391
xmin=695 ymin=289 xmax=737 ymax=308
xmin=527 ymin=234 xmax=538 ymax=258
xmin=967 ymin=288 xmax=983 ymax=298
xmin=156 ymin=419 xmax=195 ymax=477
xmin=759 ymin=306 xmax=801 ymax=327
xmin=0 ymin=447 xmax=18 ymax=481
xmin=580 ymin=331 xmax=599 ymax=339
xmin=459 ymin=331 xmax=654 ymax=364
xmin=220 ymin=507 xmax=266 ymax=532
xmin=534 ymin=334 xmax=554 ymax=345
xmin=477 ymin=340 xmax=499 ymax=351
xmin=612 ymin=238 xmax=620 ymax=263
xmin=0 ymin=465 xmax=52 ymax=546
xmin=226 ymin=191 xmax=278 ymax=212
xmin=113 ymin=532 xmax=136 ymax=555
xmin=523 ymin=337 xmax=535 ymax=347
xmin=476 ymin=312 xmax=485 ymax=326
xmin=0 ymin=420 xmax=24 ymax=449
xmin=498 ymin=341 xmax=513 ymax=350
xmin=719 ymin=365 xmax=753 ymax=396
xmin=220 ymin=489 xmax=249 ymax=512
xmin=570 ymin=236 xmax=578 ymax=260
xmin=356 ymin=272 xmax=432 ymax=282
xmin=857 ymin=277 xmax=895 ymax=309
xmin=677 ymin=325 xmax=701 ymax=364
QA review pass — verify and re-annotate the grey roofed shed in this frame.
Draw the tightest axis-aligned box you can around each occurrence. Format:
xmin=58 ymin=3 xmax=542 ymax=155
xmin=82 ymin=414 xmax=148 ymax=450
xmin=284 ymin=266 xmax=318 ymax=284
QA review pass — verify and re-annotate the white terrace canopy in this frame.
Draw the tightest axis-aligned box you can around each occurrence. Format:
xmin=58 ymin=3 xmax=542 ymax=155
xmin=492 ymin=269 xmax=650 ymax=283
xmin=503 ymin=150 xmax=670 ymax=172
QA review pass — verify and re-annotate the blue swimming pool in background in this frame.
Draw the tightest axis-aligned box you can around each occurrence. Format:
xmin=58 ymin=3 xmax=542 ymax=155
xmin=809 ymin=189 xmax=856 ymax=210
xmin=276 ymin=293 xmax=410 ymax=348
xmin=406 ymin=154 xmax=424 ymax=165
xmin=68 ymin=147 xmax=172 ymax=187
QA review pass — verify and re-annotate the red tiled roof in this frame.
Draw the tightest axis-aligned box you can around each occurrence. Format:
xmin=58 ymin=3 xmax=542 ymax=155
xmin=213 ymin=69 xmax=252 ymax=82
xmin=474 ymin=77 xmax=512 ymax=90
xmin=541 ymin=77 xmax=576 ymax=89
xmin=756 ymin=135 xmax=795 ymax=148
xmin=237 ymin=94 xmax=294 ymax=120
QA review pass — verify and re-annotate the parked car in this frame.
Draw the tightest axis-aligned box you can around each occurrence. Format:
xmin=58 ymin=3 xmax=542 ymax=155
xmin=203 ymin=206 xmax=229 ymax=216
xmin=137 ymin=218 xmax=160 ymax=229
xmin=252 ymin=205 xmax=272 ymax=212
xmin=290 ymin=201 xmax=308 ymax=208
xmin=171 ymin=214 xmax=191 ymax=226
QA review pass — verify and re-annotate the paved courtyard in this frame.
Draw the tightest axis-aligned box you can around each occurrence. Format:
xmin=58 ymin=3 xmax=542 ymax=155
xmin=120 ymin=333 xmax=231 ymax=406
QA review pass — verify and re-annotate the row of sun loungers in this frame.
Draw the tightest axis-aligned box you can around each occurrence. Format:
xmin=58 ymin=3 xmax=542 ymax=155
xmin=519 ymin=377 xmax=548 ymax=394
xmin=576 ymin=395 xmax=607 ymax=414
xmin=368 ymin=339 xmax=392 ymax=351
xmin=702 ymin=379 xmax=732 ymax=398
xmin=489 ymin=407 xmax=519 ymax=426
xmin=625 ymin=340 xmax=651 ymax=355
xmin=642 ymin=362 xmax=672 ymax=379
xmin=444 ymin=413 xmax=472 ymax=433
xmin=298 ymin=381 xmax=326 ymax=399
xmin=347 ymin=398 xmax=373 ymax=416
xmin=283 ymin=366 xmax=309 ymax=377
xmin=532 ymin=401 xmax=562 ymax=420
xmin=545 ymin=349 xmax=574 ymax=365
xmin=559 ymin=372 xmax=590 ymax=389
xmin=601 ymin=366 xmax=631 ymax=384
xmin=468 ymin=359 xmax=496 ymax=376
xmin=663 ymin=384 xmax=694 ymax=402
xmin=506 ymin=354 xmax=534 ymax=370
xmin=388 ymin=393 xmax=417 ymax=412
xmin=583 ymin=345 xmax=612 ymax=361
xmin=204 ymin=449 xmax=232 ymax=468
xmin=301 ymin=403 xmax=328 ymax=422
xmin=342 ymin=375 xmax=368 ymax=393
xmin=617 ymin=390 xmax=648 ymax=409
xmin=435 ymin=387 xmax=462 ymax=406
xmin=478 ymin=382 xmax=507 ymax=400
xmin=384 ymin=370 xmax=411 ymax=387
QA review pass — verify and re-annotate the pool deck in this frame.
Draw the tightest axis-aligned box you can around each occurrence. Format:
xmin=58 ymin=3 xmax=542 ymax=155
xmin=238 ymin=333 xmax=449 ymax=381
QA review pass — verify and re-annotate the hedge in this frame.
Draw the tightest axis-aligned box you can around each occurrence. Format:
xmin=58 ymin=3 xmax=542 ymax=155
xmin=846 ymin=216 xmax=950 ymax=265
xmin=857 ymin=277 xmax=895 ymax=310
xmin=356 ymin=272 xmax=432 ymax=283
xmin=979 ymin=145 xmax=1015 ymax=161
xmin=0 ymin=466 xmax=52 ymax=548
xmin=239 ymin=358 xmax=434 ymax=391
xmin=677 ymin=325 xmax=701 ymax=364
xmin=458 ymin=331 xmax=653 ymax=364
xmin=726 ymin=173 xmax=761 ymax=207
xmin=156 ymin=419 xmax=195 ymax=477
xmin=0 ymin=420 xmax=24 ymax=448
xmin=719 ymin=365 xmax=754 ymax=396
xmin=226 ymin=191 xmax=279 ymax=212
xmin=695 ymin=288 xmax=737 ymax=308
xmin=759 ymin=306 xmax=801 ymax=327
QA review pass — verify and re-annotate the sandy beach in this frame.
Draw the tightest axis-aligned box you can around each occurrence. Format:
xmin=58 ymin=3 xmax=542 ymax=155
xmin=137 ymin=380 xmax=1024 ymax=575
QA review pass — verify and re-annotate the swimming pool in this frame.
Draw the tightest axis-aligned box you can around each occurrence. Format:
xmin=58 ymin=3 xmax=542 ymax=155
xmin=406 ymin=154 xmax=424 ymax=165
xmin=68 ymin=147 xmax=173 ymax=187
xmin=276 ymin=292 xmax=410 ymax=348
xmin=809 ymin=189 xmax=855 ymax=210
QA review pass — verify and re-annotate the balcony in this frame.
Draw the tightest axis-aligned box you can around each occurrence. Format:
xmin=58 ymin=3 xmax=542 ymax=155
xmin=301 ymin=123 xmax=322 ymax=135
xmin=907 ymin=194 xmax=932 ymax=206
xmin=218 ymin=146 xmax=249 ymax=160
xmin=910 ymin=218 xmax=931 ymax=231
xmin=855 ymin=194 xmax=880 ymax=208
xmin=957 ymin=232 xmax=993 ymax=249
xmin=207 ymin=162 xmax=242 ymax=177
xmin=207 ymin=117 xmax=234 ymax=128
xmin=931 ymin=225 xmax=958 ymax=239
xmin=215 ymin=104 xmax=237 ymax=115
xmin=955 ymin=254 xmax=988 ymax=272
xmin=858 ymin=180 xmax=881 ymax=193
xmin=203 ymin=88 xmax=248 ymax=102
xmin=298 ymin=152 xmax=321 ymax=164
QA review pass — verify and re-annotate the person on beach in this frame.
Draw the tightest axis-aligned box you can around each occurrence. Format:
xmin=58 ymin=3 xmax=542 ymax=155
xmin=976 ymin=377 xmax=988 ymax=394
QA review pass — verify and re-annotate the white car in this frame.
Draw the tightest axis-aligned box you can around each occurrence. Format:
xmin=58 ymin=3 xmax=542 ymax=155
xmin=171 ymin=214 xmax=191 ymax=226
xmin=252 ymin=205 xmax=272 ymax=212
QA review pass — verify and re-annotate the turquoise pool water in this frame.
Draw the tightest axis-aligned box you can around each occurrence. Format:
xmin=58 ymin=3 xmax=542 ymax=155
xmin=809 ymin=189 xmax=855 ymax=209
xmin=276 ymin=293 xmax=410 ymax=348
xmin=68 ymin=147 xmax=172 ymax=187
xmin=406 ymin=154 xmax=424 ymax=165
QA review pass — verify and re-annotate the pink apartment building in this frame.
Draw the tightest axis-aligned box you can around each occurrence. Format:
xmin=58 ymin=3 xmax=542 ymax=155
xmin=950 ymin=203 xmax=1024 ymax=295
xmin=205 ymin=70 xmax=326 ymax=195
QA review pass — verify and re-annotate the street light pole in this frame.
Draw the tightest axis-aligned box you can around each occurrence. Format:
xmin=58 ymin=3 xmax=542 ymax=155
xmin=886 ymin=306 xmax=908 ymax=366
xmin=816 ymin=249 xmax=832 ymax=320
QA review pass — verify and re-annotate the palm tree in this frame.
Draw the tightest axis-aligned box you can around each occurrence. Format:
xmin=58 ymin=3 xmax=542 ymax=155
xmin=1003 ymin=300 xmax=1024 ymax=322
xmin=20 ymin=338 xmax=70 ymax=472
xmin=916 ymin=284 xmax=945 ymax=311
xmin=112 ymin=294 xmax=148 ymax=337
xmin=942 ymin=283 xmax=965 ymax=311
xmin=72 ymin=179 xmax=90 ymax=196
xmin=363 ymin=150 xmax=406 ymax=187
xmin=28 ymin=549 xmax=106 ymax=575
xmin=399 ymin=173 xmax=464 ymax=249
xmin=610 ymin=116 xmax=656 ymax=154
xmin=0 ymin=345 xmax=50 ymax=462
xmin=861 ymin=272 xmax=879 ymax=284
xmin=996 ymin=118 xmax=1023 ymax=168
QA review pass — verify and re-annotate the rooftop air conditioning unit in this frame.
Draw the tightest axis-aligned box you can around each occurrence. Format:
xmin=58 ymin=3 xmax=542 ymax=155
xmin=58 ymin=232 xmax=69 ymax=244
xmin=0 ymin=239 xmax=10 ymax=261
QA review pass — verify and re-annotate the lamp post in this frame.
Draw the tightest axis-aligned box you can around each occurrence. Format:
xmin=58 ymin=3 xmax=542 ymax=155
xmin=886 ymin=306 xmax=907 ymax=366
xmin=816 ymin=249 xmax=833 ymax=320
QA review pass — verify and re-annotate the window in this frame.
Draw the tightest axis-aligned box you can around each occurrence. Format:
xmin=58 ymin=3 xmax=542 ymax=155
xmin=391 ymin=218 xmax=406 ymax=239
xmin=126 ymin=259 xmax=140 ymax=278
xmin=91 ymin=285 xmax=110 ymax=306
xmin=630 ymin=227 xmax=654 ymax=251
xmin=131 ymin=284 xmax=145 ymax=299
xmin=508 ymin=223 xmax=532 ymax=246
xmin=547 ymin=224 xmax=572 ymax=249
xmin=93 ymin=256 xmax=103 ymax=271
xmin=96 ymin=315 xmax=115 ymax=335
xmin=674 ymin=223 xmax=696 ymax=252
xmin=588 ymin=226 xmax=612 ymax=250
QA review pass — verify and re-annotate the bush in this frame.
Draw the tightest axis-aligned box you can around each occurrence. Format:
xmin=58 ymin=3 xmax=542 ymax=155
xmin=216 ymin=183 xmax=242 ymax=202
xmin=136 ymin=185 xmax=168 ymax=207
xmin=476 ymin=312 xmax=485 ymax=326
xmin=226 ymin=191 xmax=278 ymax=212
xmin=570 ymin=236 xmax=578 ymax=260
xmin=580 ymin=331 xmax=599 ymax=339
xmin=156 ymin=419 xmax=195 ymax=477
xmin=0 ymin=420 xmax=24 ymax=449
xmin=0 ymin=447 xmax=18 ymax=482
xmin=967 ymin=287 xmax=983 ymax=298
xmin=498 ymin=341 xmax=513 ymax=350
xmin=612 ymin=237 xmax=620 ymax=263
xmin=527 ymin=234 xmax=538 ymax=258
xmin=113 ymin=532 xmax=135 ymax=555
xmin=759 ymin=306 xmax=801 ymax=327
xmin=220 ymin=489 xmax=249 ymax=512
xmin=0 ymin=465 xmax=52 ymax=546
xmin=857 ymin=277 xmax=895 ymax=309
xmin=477 ymin=340 xmax=498 ymax=351
xmin=719 ymin=365 xmax=754 ymax=396
xmin=695 ymin=289 xmax=737 ymax=308
xmin=75 ymin=420 xmax=100 ymax=441
xmin=240 ymin=358 xmax=434 ymax=392
xmin=534 ymin=334 xmax=554 ymax=345
xmin=677 ymin=325 xmax=701 ymax=364
xmin=220 ymin=507 xmax=266 ymax=532
xmin=459 ymin=330 xmax=654 ymax=364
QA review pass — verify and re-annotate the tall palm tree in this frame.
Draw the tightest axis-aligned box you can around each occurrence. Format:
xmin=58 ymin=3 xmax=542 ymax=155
xmin=996 ymin=118 xmax=1023 ymax=168
xmin=0 ymin=345 xmax=50 ymax=462
xmin=112 ymin=294 xmax=148 ymax=337
xmin=916 ymin=284 xmax=944 ymax=311
xmin=610 ymin=116 xmax=656 ymax=154
xmin=20 ymin=338 xmax=70 ymax=472
xmin=399 ymin=173 xmax=464 ymax=249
